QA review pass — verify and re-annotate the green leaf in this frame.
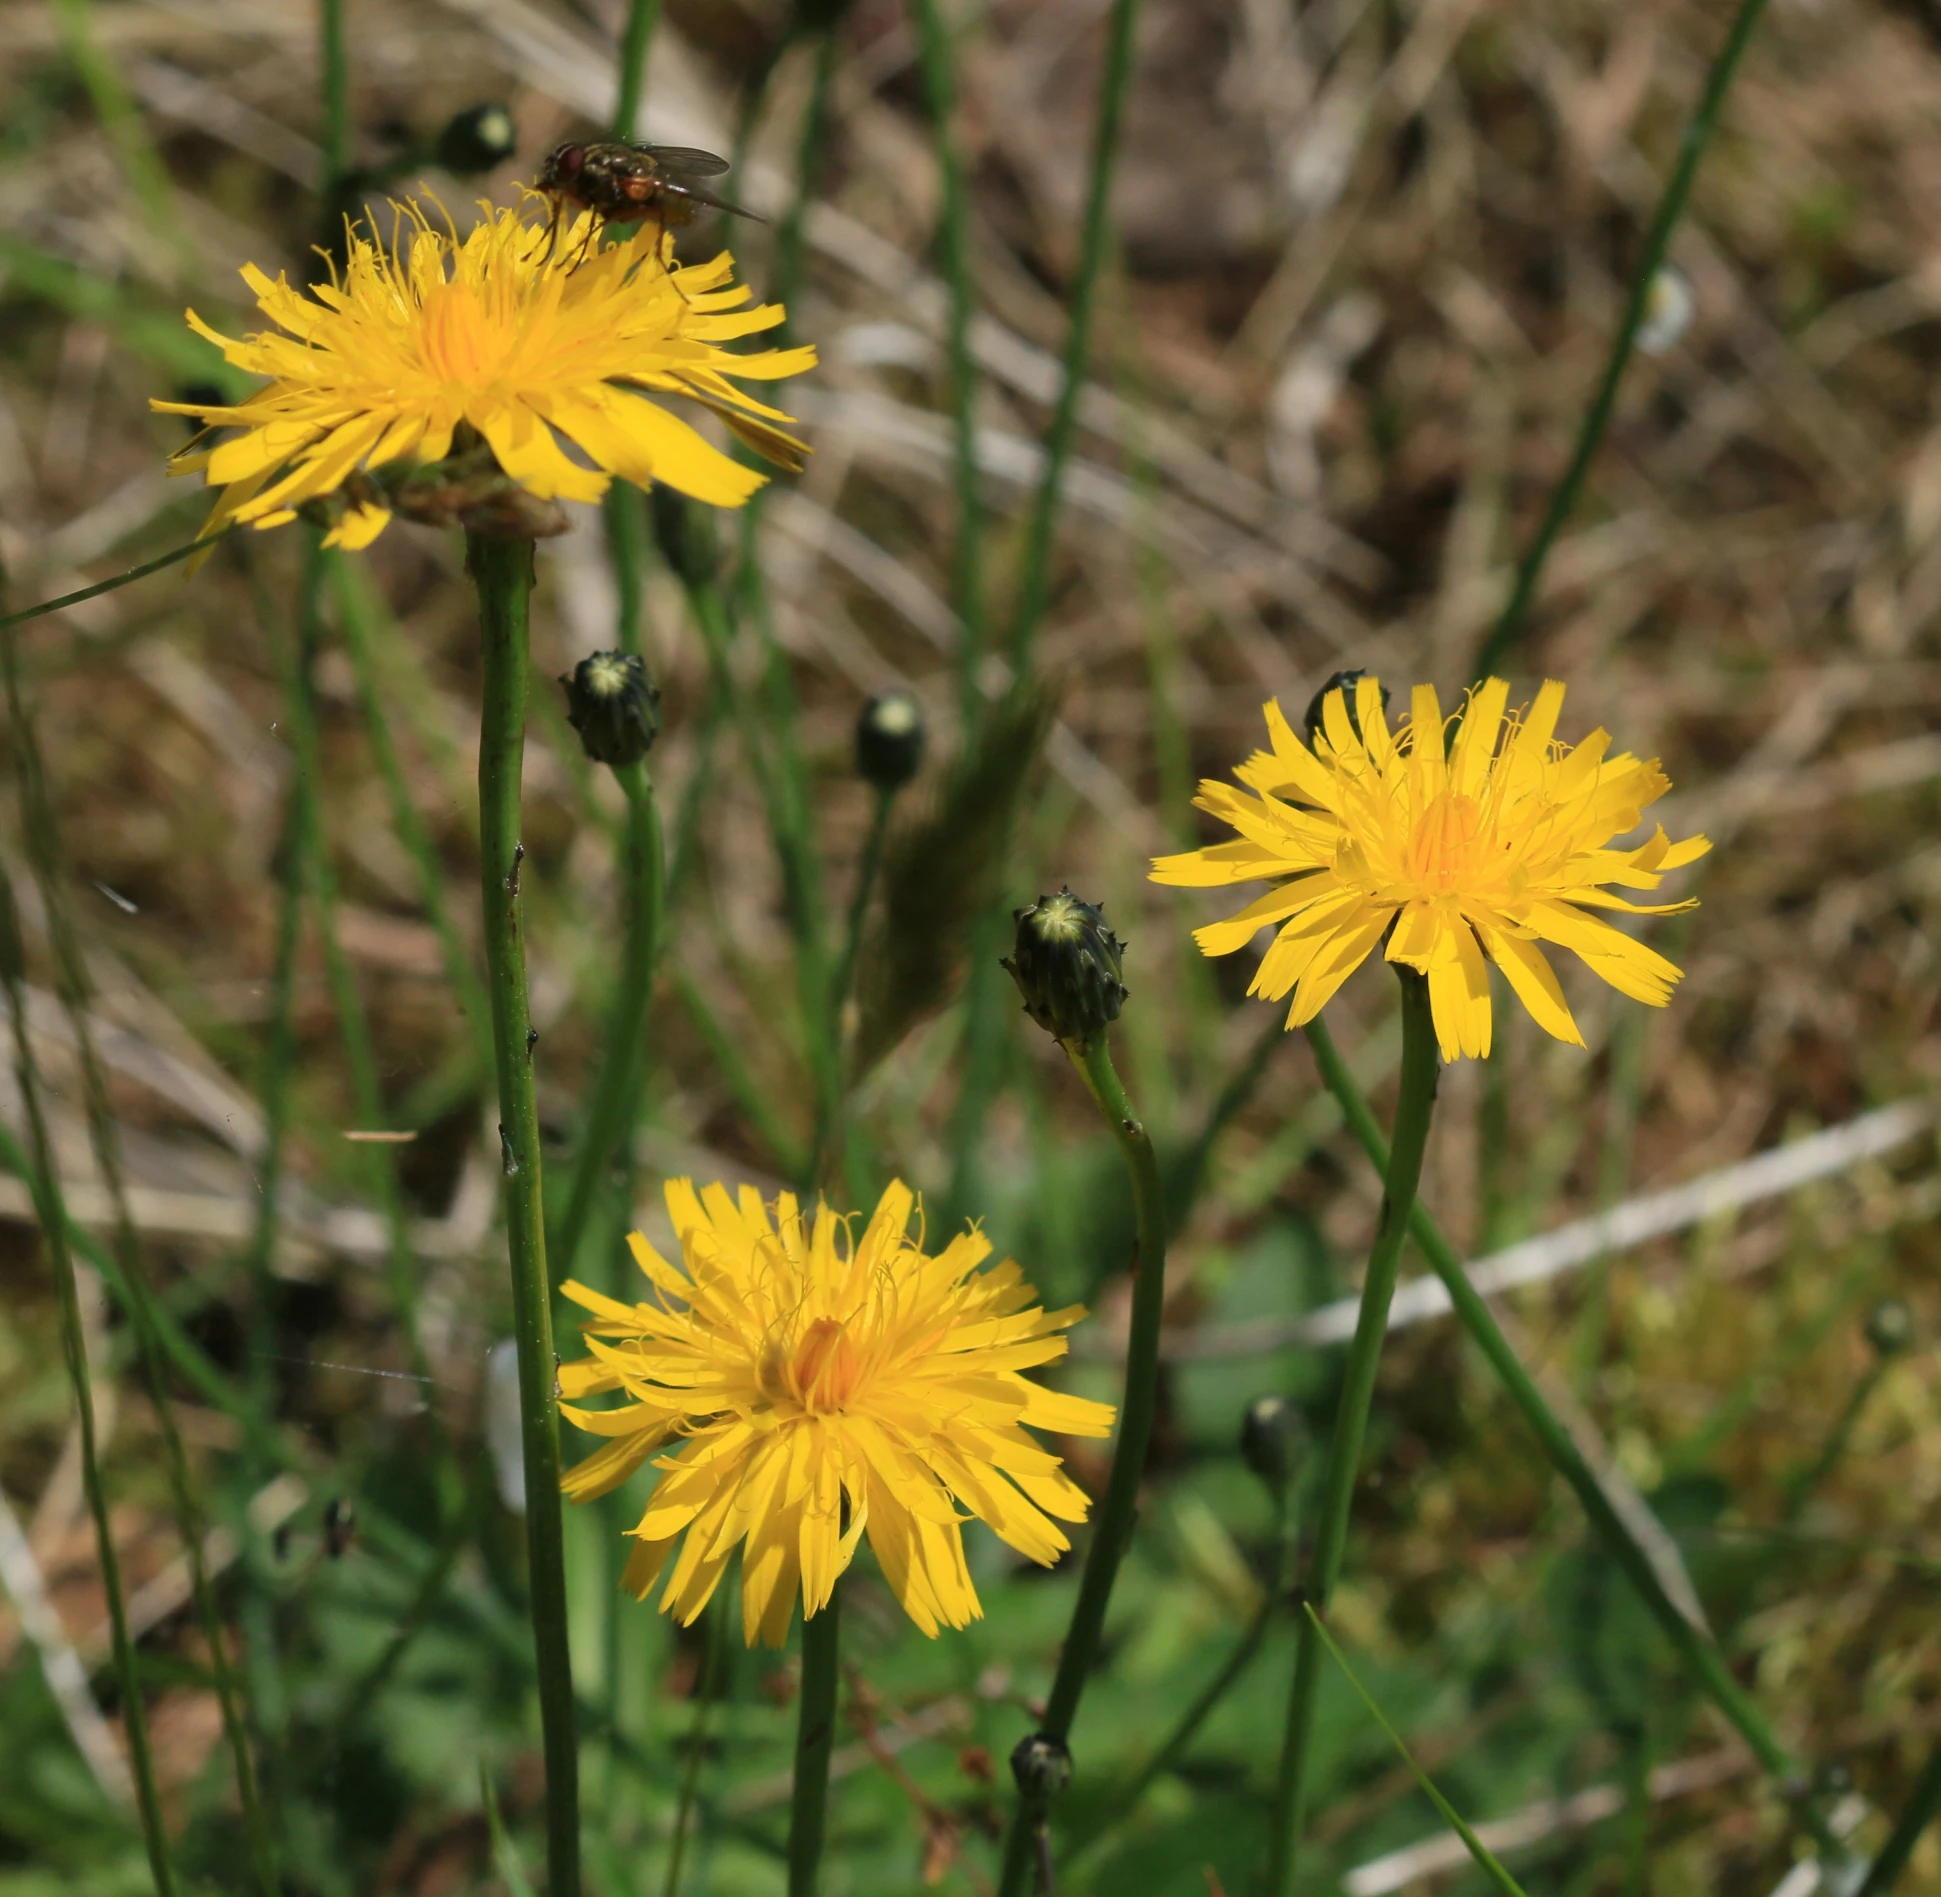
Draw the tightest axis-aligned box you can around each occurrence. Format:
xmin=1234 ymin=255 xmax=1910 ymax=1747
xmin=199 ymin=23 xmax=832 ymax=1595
xmin=1303 ymin=1604 xmax=1532 ymax=1897
xmin=479 ymin=1763 xmax=537 ymax=1897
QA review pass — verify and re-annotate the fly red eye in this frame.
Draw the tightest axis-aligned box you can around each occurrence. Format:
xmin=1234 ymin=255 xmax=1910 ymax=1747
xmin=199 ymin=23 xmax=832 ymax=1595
xmin=553 ymin=143 xmax=585 ymax=178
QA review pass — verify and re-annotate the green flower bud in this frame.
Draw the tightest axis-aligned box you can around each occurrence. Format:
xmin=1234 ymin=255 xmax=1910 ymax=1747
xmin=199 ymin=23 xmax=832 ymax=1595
xmin=1303 ymin=669 xmax=1389 ymax=747
xmin=855 ymin=690 xmax=925 ymax=791
xmin=651 ymin=486 xmax=718 ymax=589
xmin=1009 ymin=1732 xmax=1072 ymax=1801
xmin=433 ymin=102 xmax=519 ymax=176
xmin=1865 ymin=1298 xmax=1914 ymax=1358
xmin=1239 ymin=1394 xmax=1304 ymax=1494
xmin=1002 ymin=889 xmax=1127 ymax=1051
xmin=561 ymin=650 xmax=661 ymax=767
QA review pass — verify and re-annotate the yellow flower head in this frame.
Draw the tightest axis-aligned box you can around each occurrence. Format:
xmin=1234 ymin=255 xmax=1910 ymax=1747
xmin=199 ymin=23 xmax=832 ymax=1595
xmin=1151 ymin=676 xmax=1711 ymax=1062
xmin=152 ymin=200 xmax=816 ymax=552
xmin=559 ymin=1178 xmax=1115 ymax=1648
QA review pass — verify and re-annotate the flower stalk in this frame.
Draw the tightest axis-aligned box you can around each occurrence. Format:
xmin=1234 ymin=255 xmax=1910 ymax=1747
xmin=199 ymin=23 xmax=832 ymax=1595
xmin=0 ymin=869 xmax=175 ymax=1895
xmin=1300 ymin=1012 xmax=1844 ymax=1858
xmin=554 ymin=754 xmax=665 ymax=1277
xmin=1471 ymin=0 xmax=1771 ymax=684
xmin=468 ymin=530 xmax=580 ymax=1897
xmin=1264 ymin=968 xmax=1440 ymax=1895
xmin=787 ymin=1586 xmax=843 ymax=1897
xmin=996 ymin=1031 xmax=1168 ymax=1897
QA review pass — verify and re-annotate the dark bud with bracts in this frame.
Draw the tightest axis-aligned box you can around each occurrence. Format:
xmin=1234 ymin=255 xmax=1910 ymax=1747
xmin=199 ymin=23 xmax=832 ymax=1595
xmin=1002 ymin=889 xmax=1127 ymax=1053
xmin=1009 ymin=1732 xmax=1073 ymax=1802
xmin=561 ymin=650 xmax=662 ymax=768
xmin=1240 ymin=1394 xmax=1305 ymax=1497
xmin=433 ymin=102 xmax=520 ymax=177
xmin=1866 ymin=1297 xmax=1914 ymax=1358
xmin=1303 ymin=668 xmax=1390 ymax=746
xmin=855 ymin=691 xmax=926 ymax=792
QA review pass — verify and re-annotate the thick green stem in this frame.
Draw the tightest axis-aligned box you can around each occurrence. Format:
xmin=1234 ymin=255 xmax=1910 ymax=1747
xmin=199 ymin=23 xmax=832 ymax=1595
xmin=1265 ymin=973 xmax=1439 ymax=1896
xmin=318 ymin=0 xmax=350 ymax=187
xmin=0 ymin=873 xmax=175 ymax=1893
xmin=1470 ymin=0 xmax=1769 ymax=684
xmin=605 ymin=482 xmax=650 ymax=658
xmin=996 ymin=1033 xmax=1168 ymax=1897
xmin=788 ymin=1589 xmax=843 ymax=1897
xmin=1857 ymin=1739 xmax=1941 ymax=1895
xmin=1299 ymin=1013 xmax=1841 ymax=1858
xmin=467 ymin=532 xmax=581 ymax=1897
xmin=908 ymin=0 xmax=987 ymax=726
xmin=555 ymin=759 xmax=665 ymax=1277
xmin=611 ymin=0 xmax=661 ymax=134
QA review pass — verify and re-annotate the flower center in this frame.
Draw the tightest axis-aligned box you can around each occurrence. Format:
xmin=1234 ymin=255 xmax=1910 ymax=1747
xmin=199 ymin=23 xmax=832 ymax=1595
xmin=773 ymin=1316 xmax=862 ymax=1414
xmin=1406 ymin=788 xmax=1486 ymax=894
xmin=419 ymin=281 xmax=510 ymax=385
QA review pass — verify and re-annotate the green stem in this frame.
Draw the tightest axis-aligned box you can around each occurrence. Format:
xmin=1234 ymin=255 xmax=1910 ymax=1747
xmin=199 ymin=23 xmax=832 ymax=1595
xmin=0 ymin=873 xmax=175 ymax=1894
xmin=1 ymin=624 xmax=274 ymax=1894
xmin=1299 ymin=1013 xmax=1842 ymax=1858
xmin=319 ymin=0 xmax=351 ymax=188
xmin=611 ymin=0 xmax=661 ymax=134
xmin=811 ymin=783 xmax=893 ymax=1190
xmin=1264 ymin=972 xmax=1439 ymax=1896
xmin=908 ymin=0 xmax=986 ymax=725
xmin=787 ymin=1588 xmax=843 ymax=1897
xmin=1470 ymin=0 xmax=1769 ymax=685
xmin=605 ymin=482 xmax=650 ymax=658
xmin=0 ymin=532 xmax=235 ymax=634
xmin=1067 ymin=1474 xmax=1298 ymax=1863
xmin=332 ymin=554 xmax=493 ymax=1068
xmin=467 ymin=531 xmax=581 ymax=1897
xmin=996 ymin=1032 xmax=1168 ymax=1897
xmin=49 ymin=0 xmax=190 ymax=269
xmin=660 ymin=1604 xmax=728 ymax=1897
xmin=1781 ymin=1361 xmax=1884 ymax=1525
xmin=555 ymin=760 xmax=665 ymax=1278
xmin=1004 ymin=0 xmax=1143 ymax=687
xmin=287 ymin=544 xmax=441 ymax=1415
xmin=1857 ymin=1739 xmax=1941 ymax=1895
xmin=772 ymin=26 xmax=837 ymax=342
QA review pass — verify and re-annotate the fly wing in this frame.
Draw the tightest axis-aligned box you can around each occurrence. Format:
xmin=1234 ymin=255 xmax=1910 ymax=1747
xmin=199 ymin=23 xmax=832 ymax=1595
xmin=633 ymin=143 xmax=732 ymax=177
xmin=664 ymin=181 xmax=766 ymax=223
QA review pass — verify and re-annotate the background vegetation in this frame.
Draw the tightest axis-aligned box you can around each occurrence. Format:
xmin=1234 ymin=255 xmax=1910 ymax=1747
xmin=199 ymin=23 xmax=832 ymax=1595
xmin=0 ymin=0 xmax=1938 ymax=1891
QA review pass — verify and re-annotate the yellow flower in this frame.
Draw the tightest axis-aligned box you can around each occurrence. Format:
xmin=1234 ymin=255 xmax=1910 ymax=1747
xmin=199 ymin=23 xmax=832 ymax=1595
xmin=1151 ymin=676 xmax=1711 ymax=1061
xmin=152 ymin=201 xmax=816 ymax=553
xmin=558 ymin=1178 xmax=1115 ymax=1647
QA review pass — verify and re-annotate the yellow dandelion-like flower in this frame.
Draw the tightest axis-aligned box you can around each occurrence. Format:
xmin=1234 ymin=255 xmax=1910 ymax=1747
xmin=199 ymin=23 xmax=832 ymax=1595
xmin=151 ymin=200 xmax=816 ymax=554
xmin=559 ymin=1178 xmax=1116 ymax=1648
xmin=1151 ymin=675 xmax=1712 ymax=1062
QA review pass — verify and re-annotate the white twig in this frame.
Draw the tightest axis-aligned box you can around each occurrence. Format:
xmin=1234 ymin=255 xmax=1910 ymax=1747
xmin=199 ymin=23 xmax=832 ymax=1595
xmin=0 ymin=1482 xmax=134 ymax=1806
xmin=1126 ymin=1098 xmax=1935 ymax=1361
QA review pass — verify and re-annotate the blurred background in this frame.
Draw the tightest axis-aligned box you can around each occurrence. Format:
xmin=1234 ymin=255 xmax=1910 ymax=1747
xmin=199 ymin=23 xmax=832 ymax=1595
xmin=1 ymin=0 xmax=1940 ymax=1891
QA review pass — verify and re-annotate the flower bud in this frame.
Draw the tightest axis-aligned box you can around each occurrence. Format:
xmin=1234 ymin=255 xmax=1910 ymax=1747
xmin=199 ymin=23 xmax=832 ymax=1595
xmin=561 ymin=650 xmax=661 ymax=767
xmin=1002 ymin=889 xmax=1127 ymax=1051
xmin=1865 ymin=1298 xmax=1913 ymax=1358
xmin=1240 ymin=1394 xmax=1304 ymax=1494
xmin=1009 ymin=1732 xmax=1072 ymax=1802
xmin=1303 ymin=669 xmax=1389 ymax=747
xmin=433 ymin=102 xmax=519 ymax=177
xmin=855 ymin=690 xmax=925 ymax=792
xmin=651 ymin=486 xmax=718 ymax=590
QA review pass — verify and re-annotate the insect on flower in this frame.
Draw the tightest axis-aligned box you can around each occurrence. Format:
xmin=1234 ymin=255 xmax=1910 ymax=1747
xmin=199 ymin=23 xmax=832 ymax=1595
xmin=533 ymin=140 xmax=761 ymax=267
